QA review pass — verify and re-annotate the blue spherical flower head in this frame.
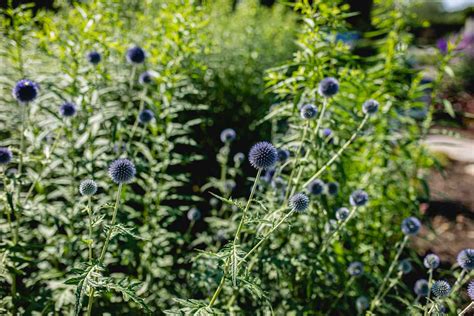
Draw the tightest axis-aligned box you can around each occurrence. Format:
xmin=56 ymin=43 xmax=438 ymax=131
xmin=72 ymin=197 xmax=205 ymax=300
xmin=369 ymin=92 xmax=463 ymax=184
xmin=187 ymin=207 xmax=201 ymax=221
xmin=59 ymin=102 xmax=77 ymax=117
xmin=468 ymin=280 xmax=474 ymax=300
xmin=347 ymin=262 xmax=364 ymax=277
xmin=139 ymin=71 xmax=153 ymax=84
xmin=318 ymin=77 xmax=339 ymax=97
xmin=220 ymin=128 xmax=236 ymax=143
xmin=414 ymin=279 xmax=429 ymax=297
xmin=308 ymin=179 xmax=325 ymax=195
xmin=126 ymin=46 xmax=146 ymax=64
xmin=272 ymin=177 xmax=286 ymax=190
xmin=263 ymin=168 xmax=276 ymax=183
xmin=233 ymin=152 xmax=245 ymax=165
xmin=431 ymin=280 xmax=451 ymax=298
xmin=79 ymin=179 xmax=98 ymax=196
xmin=13 ymin=79 xmax=39 ymax=103
xmin=326 ymin=182 xmax=339 ymax=196
xmin=401 ymin=217 xmax=421 ymax=236
xmin=398 ymin=259 xmax=412 ymax=274
xmin=139 ymin=109 xmax=154 ymax=124
xmin=87 ymin=51 xmax=101 ymax=65
xmin=362 ymin=99 xmax=379 ymax=115
xmin=300 ymin=104 xmax=318 ymax=120
xmin=349 ymin=189 xmax=368 ymax=207
xmin=356 ymin=296 xmax=369 ymax=313
xmin=289 ymin=193 xmax=309 ymax=212
xmin=336 ymin=207 xmax=350 ymax=221
xmin=424 ymin=254 xmax=440 ymax=270
xmin=323 ymin=128 xmax=332 ymax=137
xmin=108 ymin=158 xmax=136 ymax=184
xmin=0 ymin=147 xmax=13 ymax=165
xmin=457 ymin=249 xmax=474 ymax=270
xmin=277 ymin=148 xmax=290 ymax=163
xmin=248 ymin=142 xmax=277 ymax=170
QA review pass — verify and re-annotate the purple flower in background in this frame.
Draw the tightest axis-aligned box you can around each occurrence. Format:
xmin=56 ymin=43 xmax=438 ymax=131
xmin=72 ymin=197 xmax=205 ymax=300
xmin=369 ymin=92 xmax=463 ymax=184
xmin=437 ymin=38 xmax=448 ymax=54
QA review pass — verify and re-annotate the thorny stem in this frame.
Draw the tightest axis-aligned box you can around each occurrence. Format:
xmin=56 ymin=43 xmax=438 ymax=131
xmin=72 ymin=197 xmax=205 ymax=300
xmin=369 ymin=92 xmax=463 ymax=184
xmin=87 ymin=197 xmax=93 ymax=262
xmin=302 ymin=115 xmax=369 ymax=188
xmin=284 ymin=121 xmax=309 ymax=204
xmin=424 ymin=268 xmax=434 ymax=316
xmin=208 ymin=169 xmax=262 ymax=308
xmin=369 ymin=235 xmax=409 ymax=312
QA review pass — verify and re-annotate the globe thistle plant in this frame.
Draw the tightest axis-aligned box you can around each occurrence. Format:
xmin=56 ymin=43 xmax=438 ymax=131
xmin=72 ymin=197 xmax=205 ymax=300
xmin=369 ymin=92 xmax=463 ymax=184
xmin=336 ymin=207 xmax=350 ymax=221
xmin=277 ymin=148 xmax=290 ymax=163
xmin=87 ymin=51 xmax=101 ymax=65
xmin=79 ymin=179 xmax=98 ymax=196
xmin=59 ymin=102 xmax=77 ymax=117
xmin=362 ymin=99 xmax=379 ymax=115
xmin=139 ymin=71 xmax=153 ymax=84
xmin=414 ymin=279 xmax=429 ymax=297
xmin=457 ymin=249 xmax=474 ymax=270
xmin=347 ymin=262 xmax=364 ymax=277
xmin=139 ymin=109 xmax=154 ymax=124
xmin=323 ymin=128 xmax=332 ymax=138
xmin=356 ymin=296 xmax=369 ymax=314
xmin=108 ymin=158 xmax=136 ymax=184
xmin=220 ymin=128 xmax=236 ymax=143
xmin=349 ymin=189 xmax=368 ymax=207
xmin=13 ymin=79 xmax=39 ymax=103
xmin=0 ymin=147 xmax=13 ymax=165
xmin=126 ymin=46 xmax=146 ymax=64
xmin=468 ymin=280 xmax=474 ymax=300
xmin=300 ymin=104 xmax=318 ymax=120
xmin=318 ymin=77 xmax=339 ymax=97
xmin=423 ymin=254 xmax=440 ymax=270
xmin=248 ymin=142 xmax=277 ymax=170
xmin=307 ymin=179 xmax=325 ymax=195
xmin=401 ymin=217 xmax=421 ymax=236
xmin=326 ymin=182 xmax=339 ymax=196
xmin=431 ymin=280 xmax=451 ymax=298
xmin=187 ymin=208 xmax=201 ymax=221
xmin=233 ymin=152 xmax=245 ymax=165
xmin=289 ymin=193 xmax=309 ymax=212
xmin=398 ymin=259 xmax=412 ymax=274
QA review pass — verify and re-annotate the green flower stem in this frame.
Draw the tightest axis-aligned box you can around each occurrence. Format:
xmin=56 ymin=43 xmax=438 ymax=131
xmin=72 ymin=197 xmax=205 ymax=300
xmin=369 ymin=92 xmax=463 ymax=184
xmin=87 ymin=197 xmax=93 ymax=262
xmin=320 ymin=206 xmax=357 ymax=254
xmin=450 ymin=268 xmax=467 ymax=298
xmin=423 ymin=268 xmax=434 ymax=316
xmin=290 ymin=98 xmax=328 ymax=197
xmin=369 ymin=235 xmax=409 ymax=312
xmin=87 ymin=183 xmax=123 ymax=315
xmin=302 ymin=115 xmax=369 ymax=188
xmin=219 ymin=144 xmax=230 ymax=187
xmin=284 ymin=121 xmax=309 ymax=204
xmin=460 ymin=302 xmax=474 ymax=316
xmin=129 ymin=86 xmax=148 ymax=144
xmin=379 ymin=271 xmax=403 ymax=305
xmin=208 ymin=169 xmax=262 ymax=308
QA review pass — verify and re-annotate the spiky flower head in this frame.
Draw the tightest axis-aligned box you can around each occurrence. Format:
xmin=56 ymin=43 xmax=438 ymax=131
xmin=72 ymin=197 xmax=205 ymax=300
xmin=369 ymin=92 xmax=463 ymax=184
xmin=349 ymin=189 xmax=369 ymax=207
xmin=126 ymin=46 xmax=146 ymax=64
xmin=362 ymin=99 xmax=379 ymax=115
xmin=468 ymin=280 xmax=474 ymax=300
xmin=220 ymin=128 xmax=236 ymax=143
xmin=108 ymin=158 xmax=136 ymax=184
xmin=187 ymin=207 xmax=201 ymax=221
xmin=318 ymin=77 xmax=339 ymax=97
xmin=356 ymin=296 xmax=369 ymax=313
xmin=336 ymin=207 xmax=350 ymax=221
xmin=401 ymin=217 xmax=421 ymax=236
xmin=457 ymin=249 xmax=474 ymax=270
xmin=327 ymin=182 xmax=339 ymax=196
xmin=347 ymin=262 xmax=364 ymax=277
xmin=424 ymin=254 xmax=440 ymax=270
xmin=139 ymin=71 xmax=153 ymax=84
xmin=300 ymin=104 xmax=318 ymax=120
xmin=308 ymin=179 xmax=325 ymax=195
xmin=431 ymin=280 xmax=451 ymax=298
xmin=13 ymin=79 xmax=39 ymax=103
xmin=0 ymin=147 xmax=13 ymax=165
xmin=277 ymin=148 xmax=290 ymax=163
xmin=79 ymin=179 xmax=98 ymax=196
xmin=233 ymin=152 xmax=245 ymax=165
xmin=248 ymin=142 xmax=277 ymax=170
xmin=398 ymin=259 xmax=413 ymax=274
xmin=59 ymin=102 xmax=77 ymax=117
xmin=87 ymin=51 xmax=101 ymax=65
xmin=414 ymin=279 xmax=429 ymax=297
xmin=139 ymin=109 xmax=154 ymax=124
xmin=289 ymin=193 xmax=309 ymax=212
